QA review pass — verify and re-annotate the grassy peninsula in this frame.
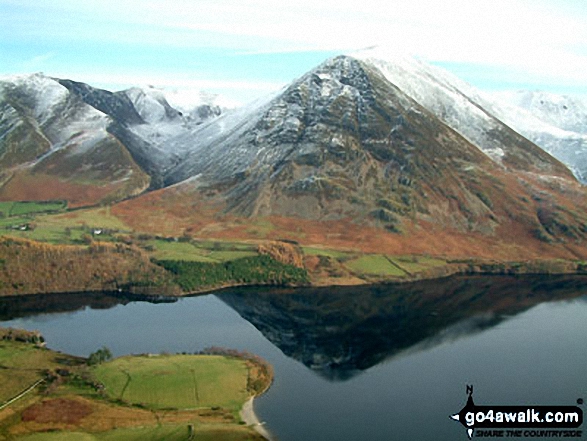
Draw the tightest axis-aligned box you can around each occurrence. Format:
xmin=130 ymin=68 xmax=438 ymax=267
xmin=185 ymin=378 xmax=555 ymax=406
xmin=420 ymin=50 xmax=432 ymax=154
xmin=0 ymin=330 xmax=272 ymax=441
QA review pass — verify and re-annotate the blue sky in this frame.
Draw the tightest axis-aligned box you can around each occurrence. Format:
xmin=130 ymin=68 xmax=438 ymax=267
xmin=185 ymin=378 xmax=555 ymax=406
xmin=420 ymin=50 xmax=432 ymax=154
xmin=1 ymin=0 xmax=586 ymax=104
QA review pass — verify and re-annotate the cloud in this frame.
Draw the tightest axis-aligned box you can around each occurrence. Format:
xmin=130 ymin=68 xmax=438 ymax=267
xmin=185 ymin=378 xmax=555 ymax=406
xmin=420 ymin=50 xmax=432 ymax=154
xmin=3 ymin=0 xmax=586 ymax=94
xmin=48 ymin=70 xmax=286 ymax=105
xmin=119 ymin=1 xmax=587 ymax=86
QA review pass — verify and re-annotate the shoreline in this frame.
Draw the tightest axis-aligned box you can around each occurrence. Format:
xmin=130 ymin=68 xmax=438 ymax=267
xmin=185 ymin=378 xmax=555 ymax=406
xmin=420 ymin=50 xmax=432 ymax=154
xmin=0 ymin=258 xmax=585 ymax=299
xmin=240 ymin=396 xmax=273 ymax=440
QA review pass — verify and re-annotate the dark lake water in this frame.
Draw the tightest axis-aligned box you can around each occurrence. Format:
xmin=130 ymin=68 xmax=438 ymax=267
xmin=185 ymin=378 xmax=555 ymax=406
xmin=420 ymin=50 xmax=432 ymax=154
xmin=1 ymin=275 xmax=586 ymax=440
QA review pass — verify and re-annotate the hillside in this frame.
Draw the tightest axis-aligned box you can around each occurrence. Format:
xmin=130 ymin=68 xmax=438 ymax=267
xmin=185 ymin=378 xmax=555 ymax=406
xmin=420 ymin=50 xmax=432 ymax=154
xmin=114 ymin=55 xmax=587 ymax=261
xmin=0 ymin=237 xmax=180 ymax=296
xmin=0 ymin=74 xmax=227 ymax=206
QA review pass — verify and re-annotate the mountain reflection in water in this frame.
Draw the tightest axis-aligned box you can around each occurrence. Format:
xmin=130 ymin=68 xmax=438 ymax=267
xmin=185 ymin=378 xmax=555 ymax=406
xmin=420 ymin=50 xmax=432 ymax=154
xmin=1 ymin=275 xmax=585 ymax=441
xmin=218 ymin=275 xmax=587 ymax=380
xmin=0 ymin=275 xmax=585 ymax=382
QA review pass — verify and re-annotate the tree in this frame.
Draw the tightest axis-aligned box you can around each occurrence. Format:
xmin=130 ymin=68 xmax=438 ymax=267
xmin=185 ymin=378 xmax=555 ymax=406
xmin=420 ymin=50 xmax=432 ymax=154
xmin=88 ymin=346 xmax=113 ymax=365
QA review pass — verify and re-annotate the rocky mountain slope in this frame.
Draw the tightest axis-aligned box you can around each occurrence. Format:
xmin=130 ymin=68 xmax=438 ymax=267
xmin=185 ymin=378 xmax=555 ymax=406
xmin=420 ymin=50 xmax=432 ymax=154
xmin=134 ymin=55 xmax=586 ymax=259
xmin=57 ymin=79 xmax=225 ymax=189
xmin=353 ymin=49 xmax=556 ymax=171
xmin=352 ymin=48 xmax=587 ymax=184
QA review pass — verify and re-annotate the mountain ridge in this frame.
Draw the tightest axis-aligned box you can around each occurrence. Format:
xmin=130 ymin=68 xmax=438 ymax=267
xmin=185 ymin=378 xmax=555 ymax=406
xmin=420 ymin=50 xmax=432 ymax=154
xmin=1 ymin=57 xmax=586 ymax=262
xmin=112 ymin=55 xmax=587 ymax=261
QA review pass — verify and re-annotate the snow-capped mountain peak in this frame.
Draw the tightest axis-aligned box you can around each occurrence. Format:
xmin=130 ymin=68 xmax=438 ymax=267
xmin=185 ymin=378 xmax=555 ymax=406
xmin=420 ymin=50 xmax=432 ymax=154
xmin=123 ymin=87 xmax=181 ymax=124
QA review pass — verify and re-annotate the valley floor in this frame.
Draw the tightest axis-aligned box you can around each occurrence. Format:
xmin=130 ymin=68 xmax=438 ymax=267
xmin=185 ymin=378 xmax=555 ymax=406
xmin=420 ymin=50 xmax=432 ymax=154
xmin=0 ymin=201 xmax=585 ymax=298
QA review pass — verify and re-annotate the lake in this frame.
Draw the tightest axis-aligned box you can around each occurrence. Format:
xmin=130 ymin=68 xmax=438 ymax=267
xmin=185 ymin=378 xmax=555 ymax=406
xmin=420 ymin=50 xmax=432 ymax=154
xmin=1 ymin=274 xmax=586 ymax=440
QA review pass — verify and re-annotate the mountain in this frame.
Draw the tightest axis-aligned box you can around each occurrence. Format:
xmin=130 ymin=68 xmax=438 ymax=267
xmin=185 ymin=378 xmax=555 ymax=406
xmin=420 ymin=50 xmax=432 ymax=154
xmin=149 ymin=86 xmax=236 ymax=124
xmin=0 ymin=74 xmax=150 ymax=206
xmin=116 ymin=54 xmax=587 ymax=260
xmin=0 ymin=74 xmax=228 ymax=203
xmin=349 ymin=49 xmax=587 ymax=185
xmin=2 ymin=56 xmax=587 ymax=261
xmin=351 ymin=48 xmax=566 ymax=172
xmin=488 ymin=90 xmax=587 ymax=183
xmin=57 ymin=80 xmax=225 ymax=188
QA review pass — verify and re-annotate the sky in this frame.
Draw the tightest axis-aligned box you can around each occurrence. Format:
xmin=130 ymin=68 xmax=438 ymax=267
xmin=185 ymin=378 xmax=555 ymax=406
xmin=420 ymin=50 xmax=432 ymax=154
xmin=1 ymin=0 xmax=586 ymax=105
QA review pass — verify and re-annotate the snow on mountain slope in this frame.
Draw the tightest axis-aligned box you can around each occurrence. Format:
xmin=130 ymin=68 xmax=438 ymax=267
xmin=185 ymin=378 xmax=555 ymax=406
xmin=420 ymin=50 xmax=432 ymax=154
xmin=119 ymin=87 xmax=188 ymax=173
xmin=1 ymin=74 xmax=68 ymax=124
xmin=124 ymin=85 xmax=234 ymax=127
xmin=486 ymin=91 xmax=587 ymax=184
xmin=157 ymin=87 xmax=237 ymax=120
xmin=1 ymin=73 xmax=110 ymax=153
xmin=0 ymin=73 xmax=150 ymax=205
xmin=124 ymin=87 xmax=181 ymax=124
xmin=493 ymin=91 xmax=587 ymax=135
xmin=125 ymin=54 xmax=587 ymax=260
xmin=120 ymin=86 xmax=231 ymax=177
xmin=54 ymin=81 xmax=229 ymax=183
xmin=163 ymin=90 xmax=280 ymax=187
xmin=351 ymin=47 xmax=578 ymax=180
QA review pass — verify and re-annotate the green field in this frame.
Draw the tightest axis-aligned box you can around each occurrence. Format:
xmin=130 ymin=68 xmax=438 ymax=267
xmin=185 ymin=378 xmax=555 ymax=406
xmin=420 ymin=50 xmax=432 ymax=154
xmin=1 ymin=339 xmax=268 ymax=441
xmin=42 ymin=207 xmax=129 ymax=231
xmin=145 ymin=240 xmax=217 ymax=262
xmin=391 ymin=255 xmax=447 ymax=274
xmin=302 ymin=246 xmax=353 ymax=260
xmin=0 ymin=206 xmax=129 ymax=245
xmin=145 ymin=240 xmax=258 ymax=263
xmin=0 ymin=201 xmax=66 ymax=218
xmin=345 ymin=254 xmax=406 ymax=277
xmin=93 ymin=355 xmax=249 ymax=412
xmin=0 ymin=340 xmax=60 ymax=404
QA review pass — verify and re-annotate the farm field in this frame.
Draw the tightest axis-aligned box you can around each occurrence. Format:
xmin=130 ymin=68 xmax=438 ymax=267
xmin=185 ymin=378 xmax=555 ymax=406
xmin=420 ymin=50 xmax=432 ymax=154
xmin=0 ymin=338 xmax=269 ymax=441
xmin=345 ymin=254 xmax=407 ymax=277
xmin=391 ymin=255 xmax=449 ymax=274
xmin=145 ymin=239 xmax=257 ymax=263
xmin=0 ymin=335 xmax=73 ymax=405
xmin=0 ymin=202 xmax=66 ymax=218
xmin=93 ymin=355 xmax=249 ymax=412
